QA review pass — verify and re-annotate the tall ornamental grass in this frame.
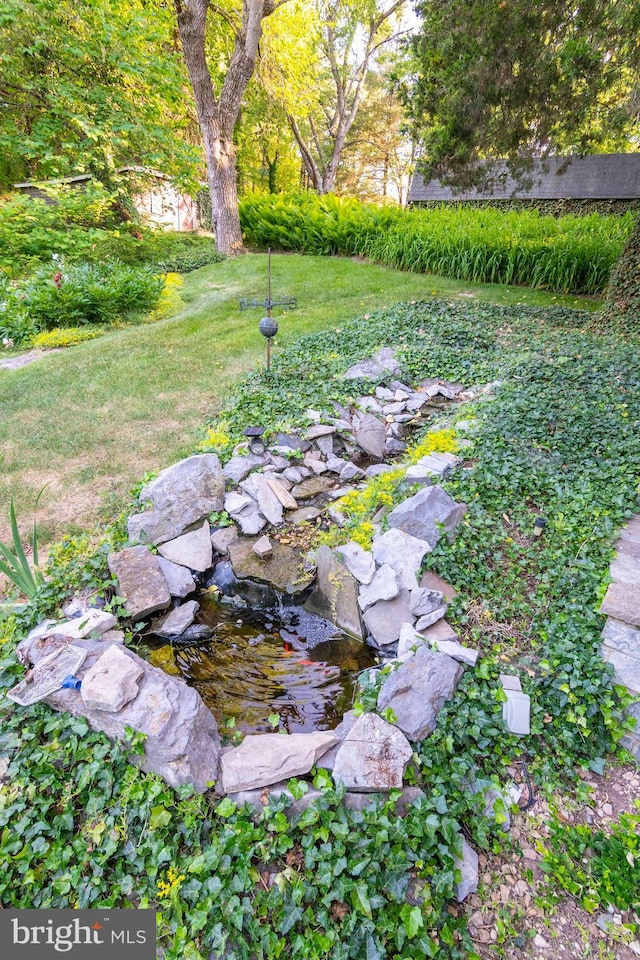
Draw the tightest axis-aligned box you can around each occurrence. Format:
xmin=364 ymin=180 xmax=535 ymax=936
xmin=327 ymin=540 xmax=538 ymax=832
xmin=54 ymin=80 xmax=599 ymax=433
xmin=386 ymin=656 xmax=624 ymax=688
xmin=240 ymin=193 xmax=633 ymax=295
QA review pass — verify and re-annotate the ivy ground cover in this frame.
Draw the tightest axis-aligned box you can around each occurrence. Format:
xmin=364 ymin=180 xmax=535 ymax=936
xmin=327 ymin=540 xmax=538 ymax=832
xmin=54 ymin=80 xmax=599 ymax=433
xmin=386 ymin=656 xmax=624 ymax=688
xmin=1 ymin=294 xmax=639 ymax=958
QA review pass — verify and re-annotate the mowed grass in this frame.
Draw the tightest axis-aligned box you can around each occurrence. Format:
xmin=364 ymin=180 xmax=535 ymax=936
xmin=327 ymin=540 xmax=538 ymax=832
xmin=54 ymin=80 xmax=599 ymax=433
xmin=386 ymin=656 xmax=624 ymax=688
xmin=0 ymin=252 xmax=600 ymax=545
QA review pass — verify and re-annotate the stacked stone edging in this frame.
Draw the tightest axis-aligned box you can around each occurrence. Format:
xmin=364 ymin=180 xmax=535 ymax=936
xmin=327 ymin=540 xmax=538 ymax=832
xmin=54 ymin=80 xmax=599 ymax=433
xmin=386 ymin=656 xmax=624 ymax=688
xmin=600 ymin=513 xmax=640 ymax=761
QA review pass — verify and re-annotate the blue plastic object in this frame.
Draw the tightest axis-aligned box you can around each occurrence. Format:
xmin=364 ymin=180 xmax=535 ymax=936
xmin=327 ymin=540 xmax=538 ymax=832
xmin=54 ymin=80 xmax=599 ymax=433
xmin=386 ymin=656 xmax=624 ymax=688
xmin=61 ymin=675 xmax=82 ymax=690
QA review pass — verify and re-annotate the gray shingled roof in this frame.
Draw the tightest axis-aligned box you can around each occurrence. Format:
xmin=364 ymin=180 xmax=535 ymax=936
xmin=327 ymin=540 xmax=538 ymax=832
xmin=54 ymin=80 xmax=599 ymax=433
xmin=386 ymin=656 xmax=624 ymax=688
xmin=409 ymin=154 xmax=640 ymax=203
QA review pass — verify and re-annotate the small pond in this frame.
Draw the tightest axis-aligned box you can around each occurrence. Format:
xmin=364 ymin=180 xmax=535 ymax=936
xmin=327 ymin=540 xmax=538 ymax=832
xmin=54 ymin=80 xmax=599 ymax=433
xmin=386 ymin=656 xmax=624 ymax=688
xmin=166 ymin=596 xmax=377 ymax=735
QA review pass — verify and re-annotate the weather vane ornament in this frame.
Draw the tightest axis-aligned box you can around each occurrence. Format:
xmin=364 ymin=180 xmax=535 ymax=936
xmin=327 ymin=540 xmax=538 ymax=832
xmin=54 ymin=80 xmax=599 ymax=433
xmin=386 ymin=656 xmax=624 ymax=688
xmin=238 ymin=248 xmax=297 ymax=371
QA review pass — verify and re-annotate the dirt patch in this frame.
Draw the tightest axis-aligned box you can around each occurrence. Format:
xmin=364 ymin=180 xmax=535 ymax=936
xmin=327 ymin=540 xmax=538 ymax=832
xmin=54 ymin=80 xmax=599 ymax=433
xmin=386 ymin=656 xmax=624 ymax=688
xmin=465 ymin=761 xmax=640 ymax=959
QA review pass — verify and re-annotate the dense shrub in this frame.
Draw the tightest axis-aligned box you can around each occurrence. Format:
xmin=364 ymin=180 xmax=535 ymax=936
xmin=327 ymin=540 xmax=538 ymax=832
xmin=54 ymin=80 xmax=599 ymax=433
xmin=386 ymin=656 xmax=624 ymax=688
xmin=0 ymin=260 xmax=164 ymax=345
xmin=598 ymin=217 xmax=640 ymax=329
xmin=240 ymin=193 xmax=633 ymax=295
xmin=0 ymin=187 xmax=223 ymax=275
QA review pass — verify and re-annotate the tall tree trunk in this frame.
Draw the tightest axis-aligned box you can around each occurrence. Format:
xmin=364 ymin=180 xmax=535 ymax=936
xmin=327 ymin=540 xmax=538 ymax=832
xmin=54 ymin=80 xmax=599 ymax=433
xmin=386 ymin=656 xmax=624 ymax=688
xmin=174 ymin=0 xmax=273 ymax=254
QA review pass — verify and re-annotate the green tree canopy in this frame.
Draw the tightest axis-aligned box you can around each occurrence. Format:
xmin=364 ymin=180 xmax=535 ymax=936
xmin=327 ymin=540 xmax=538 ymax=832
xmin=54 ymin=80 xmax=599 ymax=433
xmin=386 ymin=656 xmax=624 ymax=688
xmin=0 ymin=0 xmax=199 ymax=191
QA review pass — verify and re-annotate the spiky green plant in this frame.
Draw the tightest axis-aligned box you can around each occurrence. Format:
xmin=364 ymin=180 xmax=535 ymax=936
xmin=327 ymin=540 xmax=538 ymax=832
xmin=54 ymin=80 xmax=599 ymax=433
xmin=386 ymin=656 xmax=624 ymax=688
xmin=0 ymin=493 xmax=46 ymax=600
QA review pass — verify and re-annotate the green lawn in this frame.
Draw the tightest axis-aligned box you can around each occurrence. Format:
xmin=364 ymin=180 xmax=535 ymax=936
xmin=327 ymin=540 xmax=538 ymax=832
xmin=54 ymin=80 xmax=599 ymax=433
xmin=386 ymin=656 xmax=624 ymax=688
xmin=0 ymin=253 xmax=600 ymax=544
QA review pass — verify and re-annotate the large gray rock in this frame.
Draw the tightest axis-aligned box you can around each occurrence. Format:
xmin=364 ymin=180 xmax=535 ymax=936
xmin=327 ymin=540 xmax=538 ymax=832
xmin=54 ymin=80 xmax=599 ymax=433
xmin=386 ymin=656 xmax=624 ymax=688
xmin=305 ymin=546 xmax=364 ymax=639
xmin=240 ymin=473 xmax=284 ymax=526
xmin=157 ymin=556 xmax=196 ymax=598
xmin=332 ymin=713 xmax=412 ymax=791
xmin=153 ymin=599 xmax=200 ymax=639
xmin=222 ymin=453 xmax=268 ymax=485
xmin=420 ymin=571 xmax=458 ymax=602
xmin=363 ymin=589 xmax=415 ymax=646
xmin=343 ymin=348 xmax=401 ymax=381
xmin=57 ymin=609 xmax=117 ymax=639
xmin=108 ymin=546 xmax=171 ymax=621
xmin=387 ymin=485 xmax=467 ymax=546
xmin=221 ymin=731 xmax=337 ymax=792
xmin=600 ymin=583 xmax=640 ymax=627
xmin=315 ymin=710 xmax=359 ymax=771
xmin=454 ymin=838 xmax=479 ymax=902
xmin=377 ymin=645 xmax=463 ymax=740
xmin=371 ymin=528 xmax=431 ymax=591
xmin=157 ymin=520 xmax=212 ymax=572
xmin=335 ymin=542 xmax=376 ymax=585
xmin=128 ymin=454 xmax=224 ymax=545
xmin=358 ymin=564 xmax=399 ymax=611
xmin=228 ymin=537 xmax=314 ymax=595
xmin=26 ymin=637 xmax=221 ymax=792
xmin=81 ymin=644 xmax=144 ymax=712
xmin=210 ymin=526 xmax=238 ymax=556
xmin=355 ymin=413 xmax=387 ymax=459
xmin=409 ymin=588 xmax=445 ymax=617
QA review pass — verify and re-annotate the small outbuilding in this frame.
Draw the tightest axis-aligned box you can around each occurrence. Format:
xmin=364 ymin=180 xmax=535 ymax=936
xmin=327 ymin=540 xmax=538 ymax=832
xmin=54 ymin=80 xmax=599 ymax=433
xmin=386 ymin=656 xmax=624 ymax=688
xmin=14 ymin=167 xmax=201 ymax=232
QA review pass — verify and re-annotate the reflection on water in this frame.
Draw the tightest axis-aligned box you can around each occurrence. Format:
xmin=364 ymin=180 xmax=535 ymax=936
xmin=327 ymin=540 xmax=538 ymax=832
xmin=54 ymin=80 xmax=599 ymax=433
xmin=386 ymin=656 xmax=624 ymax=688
xmin=172 ymin=600 xmax=377 ymax=734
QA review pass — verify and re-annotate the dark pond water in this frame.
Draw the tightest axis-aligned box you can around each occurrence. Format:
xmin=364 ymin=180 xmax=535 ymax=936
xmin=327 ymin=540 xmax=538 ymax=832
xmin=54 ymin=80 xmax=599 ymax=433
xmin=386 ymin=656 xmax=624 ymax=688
xmin=173 ymin=597 xmax=377 ymax=734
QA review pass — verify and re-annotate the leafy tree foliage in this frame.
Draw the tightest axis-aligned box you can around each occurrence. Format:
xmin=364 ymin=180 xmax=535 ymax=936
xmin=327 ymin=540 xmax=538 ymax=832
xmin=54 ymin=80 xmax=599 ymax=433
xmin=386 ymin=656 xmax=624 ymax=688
xmin=0 ymin=0 xmax=199 ymax=191
xmin=402 ymin=0 xmax=639 ymax=189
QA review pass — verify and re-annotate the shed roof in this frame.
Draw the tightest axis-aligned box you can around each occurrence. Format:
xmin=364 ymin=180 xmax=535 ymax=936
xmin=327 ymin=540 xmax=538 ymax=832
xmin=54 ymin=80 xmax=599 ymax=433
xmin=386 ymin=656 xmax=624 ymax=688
xmin=409 ymin=154 xmax=640 ymax=203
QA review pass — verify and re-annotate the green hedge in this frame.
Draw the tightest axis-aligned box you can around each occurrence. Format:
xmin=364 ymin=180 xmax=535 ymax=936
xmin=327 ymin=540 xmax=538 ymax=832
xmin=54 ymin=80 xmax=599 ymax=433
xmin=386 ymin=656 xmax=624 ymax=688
xmin=240 ymin=193 xmax=634 ymax=295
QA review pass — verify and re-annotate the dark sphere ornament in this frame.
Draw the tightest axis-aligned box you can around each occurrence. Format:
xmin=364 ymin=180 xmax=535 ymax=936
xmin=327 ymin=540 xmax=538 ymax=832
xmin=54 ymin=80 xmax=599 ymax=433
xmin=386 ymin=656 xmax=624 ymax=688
xmin=259 ymin=315 xmax=279 ymax=339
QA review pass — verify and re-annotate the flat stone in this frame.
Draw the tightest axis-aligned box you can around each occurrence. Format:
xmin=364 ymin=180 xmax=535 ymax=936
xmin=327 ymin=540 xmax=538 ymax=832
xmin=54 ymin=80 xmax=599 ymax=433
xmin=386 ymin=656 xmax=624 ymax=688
xmin=420 ymin=572 xmax=458 ymax=602
xmin=332 ymin=713 xmax=412 ymax=791
xmin=343 ymin=348 xmax=401 ymax=381
xmin=225 ymin=491 xmax=252 ymax=515
xmin=355 ymin=413 xmax=387 ymax=459
xmin=335 ymin=542 xmax=376 ymax=584
xmin=600 ymin=582 xmax=640 ymax=627
xmin=101 ymin=630 xmax=125 ymax=644
xmin=405 ymin=395 xmax=428 ymax=412
xmin=326 ymin=457 xmax=347 ymax=473
xmin=601 ymin=645 xmax=640 ymax=695
xmin=304 ymin=454 xmax=328 ymax=475
xmin=108 ymin=546 xmax=171 ymax=621
xmin=157 ymin=556 xmax=196 ymax=597
xmin=240 ymin=473 xmax=284 ymax=526
xmin=383 ymin=402 xmax=406 ymax=415
xmin=304 ymin=546 xmax=364 ymax=639
xmin=421 ymin=619 xmax=458 ymax=643
xmin=371 ymin=528 xmax=431 ymax=591
xmin=210 ymin=526 xmax=239 ymax=557
xmin=377 ymin=645 xmax=463 ymax=740
xmin=426 ymin=638 xmax=478 ymax=666
xmin=306 ymin=424 xmax=336 ymax=439
xmin=385 ymin=438 xmax=406 ymax=456
xmin=233 ymin=503 xmax=267 ymax=536
xmin=415 ymin=606 xmax=448 ymax=630
xmin=357 ymin=396 xmax=383 ymax=413
xmin=222 ymin=453 xmax=268 ymax=485
xmin=601 ymin=618 xmax=640 ymax=658
xmin=273 ymin=432 xmax=311 ymax=453
xmin=396 ymin=623 xmax=427 ymax=659
xmin=128 ymin=454 xmax=224 ymax=545
xmin=388 ymin=485 xmax=467 ymax=546
xmin=57 ymin=609 xmax=117 ymax=640
xmin=339 ymin=463 xmax=365 ymax=482
xmin=253 ymin=535 xmax=273 ymax=559
xmin=30 ymin=637 xmax=220 ymax=791
xmin=437 ymin=381 xmax=464 ymax=399
xmin=315 ymin=710 xmax=359 ymax=771
xmin=266 ymin=476 xmax=298 ymax=510
xmin=283 ymin=466 xmax=305 ymax=483
xmin=221 ymin=731 xmax=337 ymax=792
xmin=229 ymin=538 xmax=314 ymax=595
xmin=81 ymin=644 xmax=144 ymax=712
xmin=157 ymin=520 xmax=212 ymax=573
xmin=409 ymin=588 xmax=445 ymax=617
xmin=315 ymin=434 xmax=334 ymax=458
xmin=291 ymin=476 xmax=335 ymax=499
xmin=454 ymin=838 xmax=479 ymax=901
xmin=288 ymin=507 xmax=322 ymax=524
xmin=153 ymin=600 xmax=200 ymax=639
xmin=358 ymin=564 xmax=399 ymax=611
xmin=611 ymin=554 xmax=640 ymax=586
xmin=375 ymin=386 xmax=395 ymax=400
xmin=363 ymin=588 xmax=414 ymax=646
